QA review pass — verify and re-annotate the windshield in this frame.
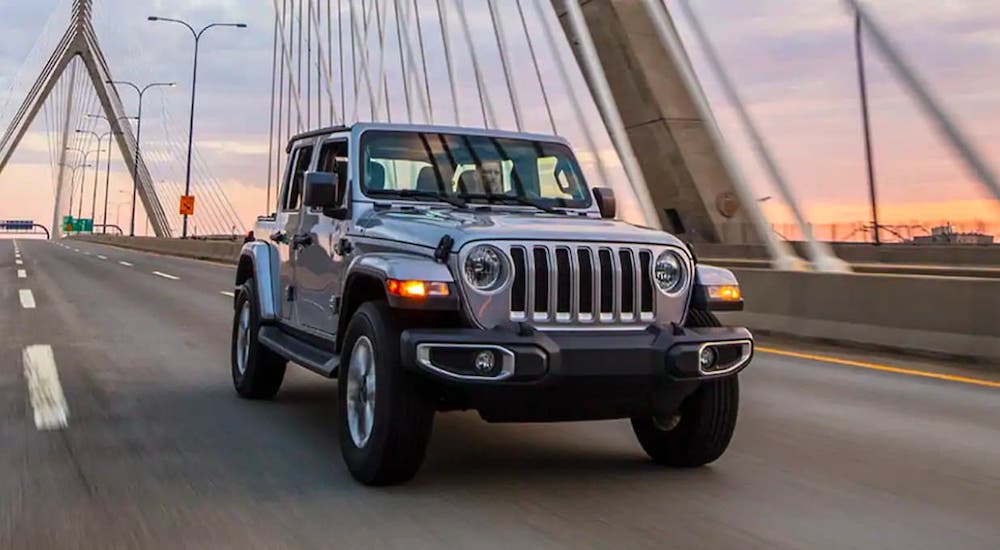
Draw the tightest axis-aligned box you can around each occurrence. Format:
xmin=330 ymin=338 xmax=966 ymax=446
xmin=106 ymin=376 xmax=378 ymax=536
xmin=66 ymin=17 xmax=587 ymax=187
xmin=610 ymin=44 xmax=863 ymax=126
xmin=360 ymin=130 xmax=592 ymax=209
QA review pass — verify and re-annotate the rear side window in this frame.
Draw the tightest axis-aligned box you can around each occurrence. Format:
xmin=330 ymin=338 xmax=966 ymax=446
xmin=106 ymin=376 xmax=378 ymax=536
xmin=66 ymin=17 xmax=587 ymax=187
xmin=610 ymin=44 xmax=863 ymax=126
xmin=282 ymin=146 xmax=314 ymax=211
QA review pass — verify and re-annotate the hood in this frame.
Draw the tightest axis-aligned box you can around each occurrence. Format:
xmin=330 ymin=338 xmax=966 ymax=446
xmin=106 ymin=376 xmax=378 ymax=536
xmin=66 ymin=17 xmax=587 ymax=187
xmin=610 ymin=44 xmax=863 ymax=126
xmin=353 ymin=206 xmax=686 ymax=250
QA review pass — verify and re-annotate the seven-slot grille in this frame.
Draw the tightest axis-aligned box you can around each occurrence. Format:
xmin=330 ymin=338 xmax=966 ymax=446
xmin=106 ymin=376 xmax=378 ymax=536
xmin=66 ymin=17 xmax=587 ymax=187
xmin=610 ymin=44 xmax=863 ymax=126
xmin=508 ymin=244 xmax=656 ymax=325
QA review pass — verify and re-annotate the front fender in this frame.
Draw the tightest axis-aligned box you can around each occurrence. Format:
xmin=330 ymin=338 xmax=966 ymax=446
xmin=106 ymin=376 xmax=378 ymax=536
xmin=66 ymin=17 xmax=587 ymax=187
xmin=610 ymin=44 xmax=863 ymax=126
xmin=237 ymin=241 xmax=282 ymax=321
xmin=346 ymin=252 xmax=459 ymax=311
xmin=691 ymin=264 xmax=744 ymax=312
xmin=349 ymin=252 xmax=456 ymax=283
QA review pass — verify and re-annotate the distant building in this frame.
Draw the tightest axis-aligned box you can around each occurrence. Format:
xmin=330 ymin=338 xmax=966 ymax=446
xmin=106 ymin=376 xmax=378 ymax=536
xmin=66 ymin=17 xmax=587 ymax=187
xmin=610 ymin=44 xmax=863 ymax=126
xmin=910 ymin=225 xmax=994 ymax=245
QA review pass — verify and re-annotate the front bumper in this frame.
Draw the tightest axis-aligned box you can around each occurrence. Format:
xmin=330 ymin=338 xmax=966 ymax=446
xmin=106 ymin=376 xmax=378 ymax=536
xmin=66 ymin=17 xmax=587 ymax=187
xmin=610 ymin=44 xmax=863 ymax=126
xmin=400 ymin=323 xmax=753 ymax=422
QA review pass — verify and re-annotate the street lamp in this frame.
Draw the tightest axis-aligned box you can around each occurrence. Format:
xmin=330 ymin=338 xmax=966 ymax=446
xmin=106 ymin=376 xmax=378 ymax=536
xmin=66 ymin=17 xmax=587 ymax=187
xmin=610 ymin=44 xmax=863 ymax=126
xmin=148 ymin=15 xmax=247 ymax=238
xmin=76 ymin=129 xmax=116 ymax=225
xmin=64 ymin=148 xmax=103 ymax=220
xmin=60 ymin=159 xmax=90 ymax=219
xmin=88 ymin=114 xmax=135 ymax=233
xmin=106 ymin=80 xmax=176 ymax=237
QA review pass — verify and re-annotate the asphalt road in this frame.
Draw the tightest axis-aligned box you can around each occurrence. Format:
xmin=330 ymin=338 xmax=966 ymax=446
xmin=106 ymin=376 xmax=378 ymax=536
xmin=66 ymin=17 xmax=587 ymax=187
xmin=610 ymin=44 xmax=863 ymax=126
xmin=2 ymin=238 xmax=999 ymax=549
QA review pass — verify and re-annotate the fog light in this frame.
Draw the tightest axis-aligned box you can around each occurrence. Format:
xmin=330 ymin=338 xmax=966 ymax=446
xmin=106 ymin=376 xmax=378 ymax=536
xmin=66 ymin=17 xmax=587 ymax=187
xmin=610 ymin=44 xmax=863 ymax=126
xmin=699 ymin=346 xmax=718 ymax=372
xmin=474 ymin=350 xmax=496 ymax=375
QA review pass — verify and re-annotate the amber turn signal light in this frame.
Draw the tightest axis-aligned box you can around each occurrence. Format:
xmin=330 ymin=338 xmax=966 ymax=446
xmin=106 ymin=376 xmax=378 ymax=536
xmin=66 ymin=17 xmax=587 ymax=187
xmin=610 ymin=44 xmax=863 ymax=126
xmin=386 ymin=279 xmax=450 ymax=299
xmin=707 ymin=285 xmax=741 ymax=301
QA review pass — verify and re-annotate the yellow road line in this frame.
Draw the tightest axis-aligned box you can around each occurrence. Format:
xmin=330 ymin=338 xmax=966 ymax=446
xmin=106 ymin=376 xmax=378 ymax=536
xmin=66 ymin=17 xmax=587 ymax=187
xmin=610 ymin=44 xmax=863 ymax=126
xmin=757 ymin=347 xmax=1000 ymax=389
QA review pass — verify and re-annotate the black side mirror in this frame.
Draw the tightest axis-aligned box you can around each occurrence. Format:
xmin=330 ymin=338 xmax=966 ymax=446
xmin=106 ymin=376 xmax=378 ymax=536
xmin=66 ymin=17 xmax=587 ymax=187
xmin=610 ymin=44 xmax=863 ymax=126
xmin=303 ymin=171 xmax=338 ymax=208
xmin=593 ymin=187 xmax=616 ymax=219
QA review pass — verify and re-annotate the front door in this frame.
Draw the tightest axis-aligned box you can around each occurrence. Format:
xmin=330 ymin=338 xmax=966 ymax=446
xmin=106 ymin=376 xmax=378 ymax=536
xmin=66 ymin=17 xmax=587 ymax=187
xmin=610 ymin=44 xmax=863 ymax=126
xmin=294 ymin=138 xmax=350 ymax=335
xmin=275 ymin=143 xmax=314 ymax=326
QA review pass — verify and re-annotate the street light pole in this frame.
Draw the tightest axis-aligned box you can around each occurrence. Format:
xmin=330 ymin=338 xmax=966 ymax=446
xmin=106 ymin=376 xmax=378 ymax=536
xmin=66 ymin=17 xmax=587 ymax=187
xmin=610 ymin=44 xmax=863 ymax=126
xmin=148 ymin=16 xmax=247 ymax=238
xmin=106 ymin=80 xmax=176 ymax=237
xmin=88 ymin=114 xmax=134 ymax=234
xmin=75 ymin=149 xmax=103 ymax=220
xmin=61 ymin=159 xmax=89 ymax=220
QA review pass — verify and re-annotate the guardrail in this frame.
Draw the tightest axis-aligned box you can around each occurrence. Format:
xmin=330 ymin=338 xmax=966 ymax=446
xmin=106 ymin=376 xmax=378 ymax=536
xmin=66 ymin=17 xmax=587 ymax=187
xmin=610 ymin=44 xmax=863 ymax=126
xmin=69 ymin=235 xmax=242 ymax=264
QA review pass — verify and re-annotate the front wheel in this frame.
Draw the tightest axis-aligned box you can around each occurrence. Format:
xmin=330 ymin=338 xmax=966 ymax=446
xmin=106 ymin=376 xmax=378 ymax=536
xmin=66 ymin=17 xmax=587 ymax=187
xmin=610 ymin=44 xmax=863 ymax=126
xmin=631 ymin=376 xmax=740 ymax=467
xmin=338 ymin=301 xmax=435 ymax=485
xmin=631 ymin=308 xmax=740 ymax=467
xmin=231 ymin=280 xmax=287 ymax=399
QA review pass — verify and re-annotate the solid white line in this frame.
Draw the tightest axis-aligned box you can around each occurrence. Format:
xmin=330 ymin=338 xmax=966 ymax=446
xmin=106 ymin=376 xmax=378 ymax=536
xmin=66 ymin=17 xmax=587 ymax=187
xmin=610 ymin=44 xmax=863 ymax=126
xmin=17 ymin=269 xmax=27 ymax=279
xmin=220 ymin=291 xmax=236 ymax=297
xmin=19 ymin=289 xmax=36 ymax=309
xmin=97 ymin=255 xmax=107 ymax=260
xmin=152 ymin=271 xmax=179 ymax=281
xmin=22 ymin=345 xmax=69 ymax=430
xmin=118 ymin=261 xmax=133 ymax=267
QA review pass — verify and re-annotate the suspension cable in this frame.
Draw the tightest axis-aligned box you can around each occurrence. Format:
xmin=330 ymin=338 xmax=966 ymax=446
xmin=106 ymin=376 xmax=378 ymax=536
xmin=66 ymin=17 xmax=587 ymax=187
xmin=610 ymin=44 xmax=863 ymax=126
xmin=412 ymin=0 xmax=434 ymax=122
xmin=515 ymin=0 xmax=556 ymax=134
xmin=529 ymin=0 xmax=611 ymax=187
xmin=266 ymin=8 xmax=279 ymax=213
xmin=434 ymin=0 xmax=460 ymax=125
xmin=392 ymin=0 xmax=413 ymax=122
xmin=452 ymin=0 xmax=494 ymax=128
xmin=485 ymin=0 xmax=523 ymax=131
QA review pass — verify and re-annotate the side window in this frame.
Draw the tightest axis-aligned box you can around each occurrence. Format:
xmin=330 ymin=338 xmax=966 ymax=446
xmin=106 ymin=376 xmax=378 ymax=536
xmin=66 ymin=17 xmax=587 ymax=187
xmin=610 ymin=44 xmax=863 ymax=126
xmin=282 ymin=146 xmax=314 ymax=211
xmin=317 ymin=140 xmax=349 ymax=205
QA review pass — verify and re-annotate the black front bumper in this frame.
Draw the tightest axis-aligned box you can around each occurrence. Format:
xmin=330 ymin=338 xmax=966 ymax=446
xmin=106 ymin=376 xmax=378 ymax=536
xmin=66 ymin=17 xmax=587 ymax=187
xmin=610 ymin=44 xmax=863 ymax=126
xmin=400 ymin=323 xmax=753 ymax=422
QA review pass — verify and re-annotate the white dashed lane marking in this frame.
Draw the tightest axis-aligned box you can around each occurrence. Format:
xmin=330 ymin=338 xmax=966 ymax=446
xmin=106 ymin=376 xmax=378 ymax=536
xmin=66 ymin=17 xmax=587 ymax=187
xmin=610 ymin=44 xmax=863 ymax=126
xmin=118 ymin=261 xmax=133 ymax=267
xmin=97 ymin=255 xmax=107 ymax=260
xmin=18 ymin=269 xmax=27 ymax=279
xmin=19 ymin=289 xmax=36 ymax=309
xmin=152 ymin=271 xmax=179 ymax=281
xmin=22 ymin=345 xmax=69 ymax=430
xmin=15 ymin=259 xmax=23 ymax=265
xmin=220 ymin=291 xmax=235 ymax=298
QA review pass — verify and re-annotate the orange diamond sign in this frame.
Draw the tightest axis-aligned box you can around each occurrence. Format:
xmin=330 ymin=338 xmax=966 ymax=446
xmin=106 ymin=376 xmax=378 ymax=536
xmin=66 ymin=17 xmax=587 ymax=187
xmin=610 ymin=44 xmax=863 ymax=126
xmin=179 ymin=195 xmax=196 ymax=216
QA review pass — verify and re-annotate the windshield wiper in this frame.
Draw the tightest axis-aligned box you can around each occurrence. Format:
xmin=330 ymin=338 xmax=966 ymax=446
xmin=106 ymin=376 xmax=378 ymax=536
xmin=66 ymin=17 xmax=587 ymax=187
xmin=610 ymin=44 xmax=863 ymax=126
xmin=468 ymin=193 xmax=564 ymax=214
xmin=370 ymin=189 xmax=468 ymax=209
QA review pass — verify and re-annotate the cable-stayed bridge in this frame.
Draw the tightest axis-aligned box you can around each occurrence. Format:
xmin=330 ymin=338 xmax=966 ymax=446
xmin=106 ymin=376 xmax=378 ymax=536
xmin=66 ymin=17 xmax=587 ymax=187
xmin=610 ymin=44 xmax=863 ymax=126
xmin=1 ymin=1 xmax=1000 ymax=548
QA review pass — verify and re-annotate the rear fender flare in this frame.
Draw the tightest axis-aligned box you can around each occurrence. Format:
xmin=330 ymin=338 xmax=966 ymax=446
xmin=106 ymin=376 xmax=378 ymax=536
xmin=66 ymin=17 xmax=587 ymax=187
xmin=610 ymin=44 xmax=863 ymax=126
xmin=236 ymin=241 xmax=281 ymax=321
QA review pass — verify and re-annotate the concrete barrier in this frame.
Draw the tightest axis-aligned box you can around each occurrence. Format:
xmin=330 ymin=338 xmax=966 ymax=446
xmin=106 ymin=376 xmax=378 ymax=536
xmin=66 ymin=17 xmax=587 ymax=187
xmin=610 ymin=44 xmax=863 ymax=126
xmin=68 ymin=235 xmax=997 ymax=363
xmin=696 ymin=242 xmax=1000 ymax=267
xmin=719 ymin=269 xmax=1000 ymax=364
xmin=70 ymin=235 xmax=243 ymax=265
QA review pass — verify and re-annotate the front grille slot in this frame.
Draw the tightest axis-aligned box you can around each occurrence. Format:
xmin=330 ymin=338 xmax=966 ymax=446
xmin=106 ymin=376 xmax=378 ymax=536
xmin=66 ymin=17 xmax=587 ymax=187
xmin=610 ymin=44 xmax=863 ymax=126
xmin=510 ymin=247 xmax=527 ymax=316
xmin=501 ymin=242 xmax=662 ymax=326
xmin=598 ymin=249 xmax=614 ymax=315
xmin=619 ymin=250 xmax=635 ymax=316
xmin=639 ymin=250 xmax=654 ymax=314
xmin=577 ymin=248 xmax=594 ymax=317
xmin=532 ymin=247 xmax=550 ymax=317
xmin=555 ymin=248 xmax=572 ymax=315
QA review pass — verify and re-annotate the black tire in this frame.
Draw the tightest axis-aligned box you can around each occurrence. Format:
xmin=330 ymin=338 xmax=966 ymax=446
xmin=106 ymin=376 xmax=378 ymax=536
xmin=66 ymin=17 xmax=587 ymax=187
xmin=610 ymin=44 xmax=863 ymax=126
xmin=630 ymin=308 xmax=739 ymax=467
xmin=231 ymin=280 xmax=287 ymax=399
xmin=338 ymin=301 xmax=435 ymax=486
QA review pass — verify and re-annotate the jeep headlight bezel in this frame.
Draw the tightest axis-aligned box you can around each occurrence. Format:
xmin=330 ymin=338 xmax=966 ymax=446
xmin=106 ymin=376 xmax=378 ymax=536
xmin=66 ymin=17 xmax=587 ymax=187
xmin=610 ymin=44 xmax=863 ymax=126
xmin=653 ymin=250 xmax=688 ymax=295
xmin=463 ymin=245 xmax=509 ymax=292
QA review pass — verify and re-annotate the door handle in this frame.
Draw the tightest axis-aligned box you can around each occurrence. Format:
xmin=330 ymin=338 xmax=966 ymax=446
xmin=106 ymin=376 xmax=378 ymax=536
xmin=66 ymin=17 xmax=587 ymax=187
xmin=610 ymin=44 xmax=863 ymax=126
xmin=291 ymin=233 xmax=314 ymax=249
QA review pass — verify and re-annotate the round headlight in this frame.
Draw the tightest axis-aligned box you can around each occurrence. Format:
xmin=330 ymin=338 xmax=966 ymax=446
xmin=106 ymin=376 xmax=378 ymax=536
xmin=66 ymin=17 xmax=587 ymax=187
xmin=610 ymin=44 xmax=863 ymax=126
xmin=464 ymin=245 xmax=507 ymax=291
xmin=654 ymin=251 xmax=686 ymax=294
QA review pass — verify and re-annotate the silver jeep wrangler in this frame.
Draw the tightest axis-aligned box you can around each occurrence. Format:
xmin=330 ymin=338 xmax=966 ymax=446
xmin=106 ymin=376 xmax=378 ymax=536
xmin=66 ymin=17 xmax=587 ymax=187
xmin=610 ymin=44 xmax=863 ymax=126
xmin=232 ymin=123 xmax=753 ymax=485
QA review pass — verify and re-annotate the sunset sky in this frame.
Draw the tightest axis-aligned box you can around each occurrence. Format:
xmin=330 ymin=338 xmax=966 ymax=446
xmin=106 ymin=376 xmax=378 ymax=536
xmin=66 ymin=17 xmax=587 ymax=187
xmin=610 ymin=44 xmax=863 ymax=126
xmin=0 ymin=0 xmax=997 ymax=237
